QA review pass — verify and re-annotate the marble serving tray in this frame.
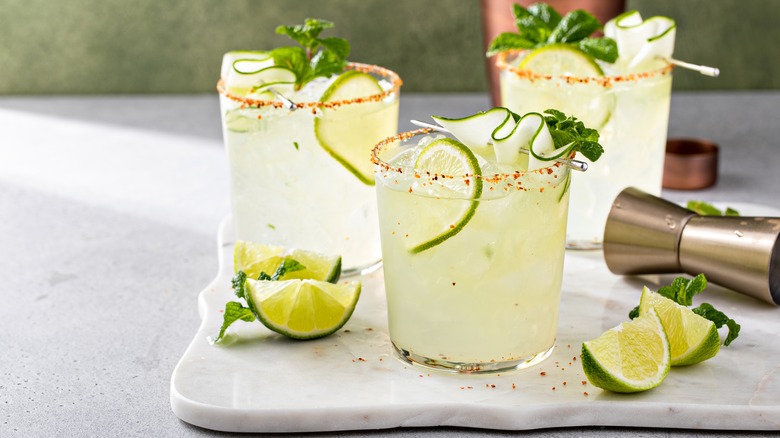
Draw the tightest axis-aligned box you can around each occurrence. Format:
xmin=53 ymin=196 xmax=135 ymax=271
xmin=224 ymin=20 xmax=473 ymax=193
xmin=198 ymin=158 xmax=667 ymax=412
xmin=170 ymin=205 xmax=780 ymax=433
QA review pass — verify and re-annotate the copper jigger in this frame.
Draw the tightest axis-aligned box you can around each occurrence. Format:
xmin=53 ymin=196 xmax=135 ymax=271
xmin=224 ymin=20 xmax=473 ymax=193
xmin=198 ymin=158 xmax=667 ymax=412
xmin=603 ymin=187 xmax=780 ymax=305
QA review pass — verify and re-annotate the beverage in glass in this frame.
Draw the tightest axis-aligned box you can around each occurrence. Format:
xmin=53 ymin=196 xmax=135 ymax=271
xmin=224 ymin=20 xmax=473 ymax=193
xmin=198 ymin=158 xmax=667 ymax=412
xmin=218 ymin=52 xmax=401 ymax=274
xmin=372 ymin=128 xmax=571 ymax=373
xmin=498 ymin=51 xmax=672 ymax=248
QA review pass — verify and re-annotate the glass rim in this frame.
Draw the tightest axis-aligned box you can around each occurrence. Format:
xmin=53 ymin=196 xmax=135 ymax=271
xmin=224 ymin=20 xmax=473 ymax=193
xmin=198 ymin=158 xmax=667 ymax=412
xmin=496 ymin=50 xmax=673 ymax=86
xmin=217 ymin=62 xmax=402 ymax=109
xmin=371 ymin=128 xmax=568 ymax=186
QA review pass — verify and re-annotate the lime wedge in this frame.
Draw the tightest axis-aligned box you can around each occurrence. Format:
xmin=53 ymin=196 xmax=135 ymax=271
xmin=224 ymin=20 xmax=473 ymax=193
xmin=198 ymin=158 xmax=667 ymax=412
xmin=581 ymin=309 xmax=671 ymax=393
xmin=234 ymin=241 xmax=342 ymax=283
xmin=408 ymin=138 xmax=482 ymax=254
xmin=245 ymin=278 xmax=361 ymax=339
xmin=314 ymin=70 xmax=392 ymax=185
xmin=639 ymin=287 xmax=720 ymax=366
xmin=518 ymin=44 xmax=612 ymax=128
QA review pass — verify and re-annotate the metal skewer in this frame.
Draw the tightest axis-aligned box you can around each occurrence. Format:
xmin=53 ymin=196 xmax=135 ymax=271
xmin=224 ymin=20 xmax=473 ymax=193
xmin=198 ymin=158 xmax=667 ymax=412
xmin=410 ymin=120 xmax=589 ymax=172
xmin=665 ymin=58 xmax=720 ymax=77
xmin=269 ymin=88 xmax=298 ymax=111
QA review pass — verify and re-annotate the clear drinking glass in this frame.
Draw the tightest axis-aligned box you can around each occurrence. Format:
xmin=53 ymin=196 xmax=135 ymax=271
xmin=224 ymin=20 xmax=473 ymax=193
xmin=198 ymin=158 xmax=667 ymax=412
xmin=498 ymin=51 xmax=673 ymax=248
xmin=372 ymin=129 xmax=571 ymax=373
xmin=218 ymin=57 xmax=401 ymax=275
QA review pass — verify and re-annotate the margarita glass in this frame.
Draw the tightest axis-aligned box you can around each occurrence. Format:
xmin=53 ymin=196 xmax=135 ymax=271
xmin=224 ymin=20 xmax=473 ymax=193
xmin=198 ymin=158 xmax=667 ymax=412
xmin=372 ymin=129 xmax=571 ymax=373
xmin=218 ymin=54 xmax=401 ymax=275
xmin=498 ymin=51 xmax=673 ymax=248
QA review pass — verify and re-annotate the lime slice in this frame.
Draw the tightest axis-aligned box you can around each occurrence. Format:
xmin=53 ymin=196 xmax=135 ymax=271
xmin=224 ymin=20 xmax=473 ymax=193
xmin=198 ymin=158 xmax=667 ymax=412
xmin=581 ymin=309 xmax=671 ymax=393
xmin=408 ymin=138 xmax=482 ymax=254
xmin=518 ymin=44 xmax=612 ymax=128
xmin=314 ymin=70 xmax=391 ymax=185
xmin=233 ymin=241 xmax=341 ymax=283
xmin=639 ymin=287 xmax=720 ymax=366
xmin=245 ymin=278 xmax=361 ymax=339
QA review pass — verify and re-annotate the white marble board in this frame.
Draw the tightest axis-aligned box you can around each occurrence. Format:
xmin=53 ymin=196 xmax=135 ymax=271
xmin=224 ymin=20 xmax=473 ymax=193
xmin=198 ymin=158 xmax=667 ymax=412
xmin=170 ymin=207 xmax=780 ymax=433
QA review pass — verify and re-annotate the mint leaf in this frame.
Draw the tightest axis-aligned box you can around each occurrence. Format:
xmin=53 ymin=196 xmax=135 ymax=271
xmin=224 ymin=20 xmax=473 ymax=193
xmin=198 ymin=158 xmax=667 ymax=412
xmin=693 ymin=303 xmax=741 ymax=346
xmin=687 ymin=200 xmax=722 ymax=216
xmin=487 ymin=32 xmax=536 ymax=56
xmin=232 ymin=271 xmax=248 ymax=299
xmin=271 ymin=18 xmax=349 ymax=90
xmin=275 ymin=18 xmax=334 ymax=49
xmin=543 ymin=109 xmax=604 ymax=162
xmin=657 ymin=273 xmax=707 ymax=306
xmin=527 ymin=3 xmax=562 ymax=29
xmin=549 ymin=10 xmax=601 ymax=43
xmin=215 ymin=301 xmax=256 ymax=343
xmin=578 ymin=37 xmax=618 ymax=63
xmin=271 ymin=257 xmax=305 ymax=280
xmin=515 ymin=15 xmax=551 ymax=44
xmin=488 ymin=5 xmax=616 ymax=64
xmin=628 ymin=305 xmax=640 ymax=320
xmin=687 ymin=200 xmax=740 ymax=217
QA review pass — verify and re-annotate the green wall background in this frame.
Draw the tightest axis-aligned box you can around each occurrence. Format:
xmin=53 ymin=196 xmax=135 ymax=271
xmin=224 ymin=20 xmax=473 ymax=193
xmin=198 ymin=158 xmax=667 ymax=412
xmin=1 ymin=0 xmax=777 ymax=94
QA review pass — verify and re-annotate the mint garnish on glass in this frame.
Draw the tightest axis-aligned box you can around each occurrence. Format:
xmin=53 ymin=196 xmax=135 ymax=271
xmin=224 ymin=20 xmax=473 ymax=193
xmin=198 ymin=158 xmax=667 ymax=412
xmin=271 ymin=18 xmax=350 ymax=90
xmin=487 ymin=3 xmax=617 ymax=63
xmin=542 ymin=109 xmax=604 ymax=162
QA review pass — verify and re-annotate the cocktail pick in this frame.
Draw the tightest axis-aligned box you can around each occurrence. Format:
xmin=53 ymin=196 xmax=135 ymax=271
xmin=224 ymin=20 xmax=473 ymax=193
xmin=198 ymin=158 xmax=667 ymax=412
xmin=409 ymin=120 xmax=588 ymax=172
xmin=603 ymin=187 xmax=780 ymax=305
xmin=269 ymin=88 xmax=298 ymax=111
xmin=665 ymin=57 xmax=720 ymax=77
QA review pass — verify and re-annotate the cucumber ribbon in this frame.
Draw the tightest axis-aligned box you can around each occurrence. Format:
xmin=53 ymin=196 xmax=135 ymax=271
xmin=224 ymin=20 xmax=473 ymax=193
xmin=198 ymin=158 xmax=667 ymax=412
xmin=432 ymin=107 xmax=570 ymax=170
xmin=604 ymin=11 xmax=676 ymax=71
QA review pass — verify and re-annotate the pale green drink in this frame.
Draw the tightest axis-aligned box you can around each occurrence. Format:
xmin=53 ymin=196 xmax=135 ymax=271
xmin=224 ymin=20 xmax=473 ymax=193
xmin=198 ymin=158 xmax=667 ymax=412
xmin=373 ymin=130 xmax=570 ymax=373
xmin=219 ymin=52 xmax=401 ymax=274
xmin=498 ymin=50 xmax=672 ymax=248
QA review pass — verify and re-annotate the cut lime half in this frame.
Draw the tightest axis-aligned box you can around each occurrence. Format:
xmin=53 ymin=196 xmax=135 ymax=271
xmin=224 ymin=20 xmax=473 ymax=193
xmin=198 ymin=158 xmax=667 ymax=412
xmin=581 ymin=309 xmax=671 ymax=393
xmin=518 ymin=44 xmax=613 ymax=129
xmin=234 ymin=241 xmax=342 ymax=283
xmin=314 ymin=70 xmax=394 ymax=185
xmin=639 ymin=287 xmax=720 ymax=366
xmin=245 ymin=278 xmax=361 ymax=339
xmin=408 ymin=138 xmax=482 ymax=254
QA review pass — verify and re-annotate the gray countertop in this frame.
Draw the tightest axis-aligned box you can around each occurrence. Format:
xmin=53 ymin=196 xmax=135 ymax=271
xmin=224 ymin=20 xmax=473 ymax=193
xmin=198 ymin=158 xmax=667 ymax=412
xmin=1 ymin=92 xmax=778 ymax=437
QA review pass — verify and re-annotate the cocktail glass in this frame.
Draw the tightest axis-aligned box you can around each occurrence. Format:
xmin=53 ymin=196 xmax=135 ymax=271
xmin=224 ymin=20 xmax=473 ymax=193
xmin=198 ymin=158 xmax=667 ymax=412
xmin=218 ymin=56 xmax=401 ymax=275
xmin=498 ymin=51 xmax=673 ymax=248
xmin=372 ymin=129 xmax=571 ymax=373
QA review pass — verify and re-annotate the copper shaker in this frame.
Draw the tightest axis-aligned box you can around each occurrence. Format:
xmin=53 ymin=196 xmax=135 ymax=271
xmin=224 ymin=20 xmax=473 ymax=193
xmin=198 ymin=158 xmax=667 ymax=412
xmin=603 ymin=187 xmax=780 ymax=305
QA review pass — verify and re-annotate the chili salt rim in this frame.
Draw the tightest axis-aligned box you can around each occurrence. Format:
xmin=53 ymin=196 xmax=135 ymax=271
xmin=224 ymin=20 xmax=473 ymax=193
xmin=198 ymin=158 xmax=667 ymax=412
xmin=371 ymin=128 xmax=567 ymax=186
xmin=496 ymin=50 xmax=673 ymax=87
xmin=216 ymin=62 xmax=402 ymax=110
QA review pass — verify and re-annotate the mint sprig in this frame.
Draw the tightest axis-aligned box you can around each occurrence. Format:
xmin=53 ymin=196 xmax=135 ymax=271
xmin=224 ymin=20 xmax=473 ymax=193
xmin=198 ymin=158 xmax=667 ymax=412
xmin=628 ymin=274 xmax=740 ymax=346
xmin=687 ymin=201 xmax=740 ymax=217
xmin=271 ymin=18 xmax=350 ymax=90
xmin=487 ymin=3 xmax=617 ymax=63
xmin=542 ymin=109 xmax=604 ymax=162
xmin=216 ymin=258 xmax=306 ymax=344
